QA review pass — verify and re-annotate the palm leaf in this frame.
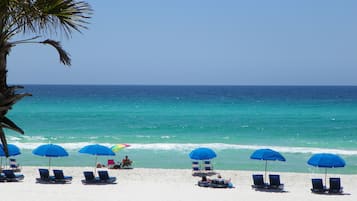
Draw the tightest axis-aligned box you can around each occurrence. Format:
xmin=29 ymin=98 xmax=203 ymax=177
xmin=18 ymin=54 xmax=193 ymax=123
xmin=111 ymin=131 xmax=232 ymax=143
xmin=0 ymin=129 xmax=9 ymax=157
xmin=2 ymin=117 xmax=24 ymax=134
xmin=41 ymin=39 xmax=71 ymax=65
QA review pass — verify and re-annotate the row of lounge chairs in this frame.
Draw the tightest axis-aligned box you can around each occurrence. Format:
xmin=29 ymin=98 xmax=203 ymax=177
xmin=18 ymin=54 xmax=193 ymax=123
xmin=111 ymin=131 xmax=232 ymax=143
xmin=1 ymin=169 xmax=116 ymax=184
xmin=251 ymin=174 xmax=284 ymax=191
xmin=311 ymin=178 xmax=343 ymax=194
xmin=196 ymin=172 xmax=343 ymax=194
xmin=36 ymin=169 xmax=73 ymax=184
xmin=192 ymin=161 xmax=215 ymax=176
xmin=252 ymin=174 xmax=343 ymax=194
xmin=82 ymin=171 xmax=116 ymax=184
xmin=36 ymin=169 xmax=116 ymax=184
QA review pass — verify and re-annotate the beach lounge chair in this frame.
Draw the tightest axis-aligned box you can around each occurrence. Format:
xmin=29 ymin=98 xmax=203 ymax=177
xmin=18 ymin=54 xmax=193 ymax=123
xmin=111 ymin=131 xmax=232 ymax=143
xmin=107 ymin=159 xmax=115 ymax=169
xmin=98 ymin=170 xmax=116 ymax=183
xmin=36 ymin=168 xmax=55 ymax=183
xmin=268 ymin=174 xmax=284 ymax=190
xmin=53 ymin=169 xmax=72 ymax=183
xmin=251 ymin=174 xmax=267 ymax=189
xmin=0 ymin=172 xmax=6 ymax=182
xmin=2 ymin=169 xmax=24 ymax=182
xmin=192 ymin=161 xmax=201 ymax=176
xmin=82 ymin=171 xmax=101 ymax=184
xmin=328 ymin=177 xmax=343 ymax=194
xmin=203 ymin=160 xmax=213 ymax=171
xmin=310 ymin=178 xmax=327 ymax=193
xmin=9 ymin=158 xmax=21 ymax=172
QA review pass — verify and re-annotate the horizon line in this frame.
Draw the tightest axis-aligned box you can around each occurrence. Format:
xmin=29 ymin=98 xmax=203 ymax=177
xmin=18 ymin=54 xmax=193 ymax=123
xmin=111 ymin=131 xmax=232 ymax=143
xmin=8 ymin=83 xmax=357 ymax=87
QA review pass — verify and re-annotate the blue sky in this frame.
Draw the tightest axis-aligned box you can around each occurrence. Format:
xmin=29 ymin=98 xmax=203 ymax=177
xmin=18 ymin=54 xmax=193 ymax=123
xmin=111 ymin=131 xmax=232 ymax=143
xmin=7 ymin=0 xmax=357 ymax=85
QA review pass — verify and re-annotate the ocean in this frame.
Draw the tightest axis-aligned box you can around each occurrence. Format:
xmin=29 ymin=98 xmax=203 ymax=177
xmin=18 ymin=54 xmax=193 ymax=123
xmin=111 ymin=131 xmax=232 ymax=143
xmin=4 ymin=85 xmax=357 ymax=174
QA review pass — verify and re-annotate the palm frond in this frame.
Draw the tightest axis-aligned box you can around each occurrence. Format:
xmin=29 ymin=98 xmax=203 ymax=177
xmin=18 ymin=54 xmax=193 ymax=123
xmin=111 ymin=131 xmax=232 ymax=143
xmin=0 ymin=128 xmax=9 ymax=157
xmin=3 ymin=0 xmax=92 ymax=38
xmin=2 ymin=117 xmax=24 ymax=134
xmin=34 ymin=0 xmax=92 ymax=37
xmin=41 ymin=39 xmax=71 ymax=65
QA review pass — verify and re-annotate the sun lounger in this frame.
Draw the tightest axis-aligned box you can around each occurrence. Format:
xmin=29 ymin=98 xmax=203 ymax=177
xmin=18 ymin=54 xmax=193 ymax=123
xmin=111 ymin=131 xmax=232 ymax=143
xmin=310 ymin=178 xmax=327 ymax=193
xmin=82 ymin=171 xmax=101 ymax=184
xmin=268 ymin=174 xmax=284 ymax=190
xmin=98 ymin=170 xmax=116 ymax=183
xmin=192 ymin=161 xmax=202 ymax=176
xmin=203 ymin=160 xmax=214 ymax=171
xmin=2 ymin=169 xmax=24 ymax=182
xmin=0 ymin=172 xmax=6 ymax=182
xmin=53 ymin=169 xmax=72 ymax=183
xmin=328 ymin=177 xmax=343 ymax=194
xmin=36 ymin=168 xmax=55 ymax=183
xmin=251 ymin=174 xmax=267 ymax=189
xmin=9 ymin=158 xmax=21 ymax=172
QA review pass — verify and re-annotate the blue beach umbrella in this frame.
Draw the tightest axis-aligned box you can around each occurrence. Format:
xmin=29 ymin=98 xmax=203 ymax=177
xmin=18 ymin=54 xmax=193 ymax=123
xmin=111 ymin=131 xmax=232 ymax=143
xmin=0 ymin=144 xmax=21 ymax=168
xmin=32 ymin=144 xmax=69 ymax=169
xmin=307 ymin=153 xmax=346 ymax=184
xmin=79 ymin=144 xmax=115 ymax=170
xmin=189 ymin=147 xmax=217 ymax=160
xmin=250 ymin=148 xmax=286 ymax=180
xmin=0 ymin=144 xmax=21 ymax=157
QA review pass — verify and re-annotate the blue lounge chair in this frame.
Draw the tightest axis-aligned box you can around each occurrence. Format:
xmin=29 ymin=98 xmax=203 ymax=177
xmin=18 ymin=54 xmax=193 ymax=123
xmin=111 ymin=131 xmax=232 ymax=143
xmin=2 ymin=169 xmax=24 ymax=182
xmin=203 ymin=160 xmax=214 ymax=171
xmin=251 ymin=174 xmax=267 ymax=189
xmin=82 ymin=171 xmax=101 ymax=184
xmin=9 ymin=158 xmax=21 ymax=172
xmin=36 ymin=168 xmax=55 ymax=183
xmin=329 ymin=178 xmax=343 ymax=194
xmin=98 ymin=170 xmax=116 ymax=183
xmin=310 ymin=178 xmax=327 ymax=193
xmin=53 ymin=169 xmax=72 ymax=183
xmin=192 ymin=161 xmax=201 ymax=176
xmin=268 ymin=174 xmax=284 ymax=190
xmin=0 ymin=172 xmax=6 ymax=182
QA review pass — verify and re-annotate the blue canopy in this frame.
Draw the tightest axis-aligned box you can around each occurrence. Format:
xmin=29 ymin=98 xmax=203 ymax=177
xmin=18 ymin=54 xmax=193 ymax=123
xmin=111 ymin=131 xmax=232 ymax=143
xmin=79 ymin=144 xmax=115 ymax=156
xmin=189 ymin=147 xmax=217 ymax=160
xmin=0 ymin=144 xmax=21 ymax=157
xmin=307 ymin=153 xmax=345 ymax=168
xmin=32 ymin=144 xmax=69 ymax=169
xmin=250 ymin=148 xmax=286 ymax=161
xmin=79 ymin=144 xmax=115 ymax=171
xmin=33 ymin=144 xmax=69 ymax=157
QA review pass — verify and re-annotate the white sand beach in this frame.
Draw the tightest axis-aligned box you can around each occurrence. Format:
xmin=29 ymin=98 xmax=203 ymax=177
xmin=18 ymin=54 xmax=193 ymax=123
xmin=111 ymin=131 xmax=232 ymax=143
xmin=1 ymin=166 xmax=356 ymax=201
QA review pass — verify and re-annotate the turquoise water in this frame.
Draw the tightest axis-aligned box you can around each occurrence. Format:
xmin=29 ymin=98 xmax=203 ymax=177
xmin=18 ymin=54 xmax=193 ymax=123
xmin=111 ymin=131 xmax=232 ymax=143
xmin=3 ymin=85 xmax=357 ymax=174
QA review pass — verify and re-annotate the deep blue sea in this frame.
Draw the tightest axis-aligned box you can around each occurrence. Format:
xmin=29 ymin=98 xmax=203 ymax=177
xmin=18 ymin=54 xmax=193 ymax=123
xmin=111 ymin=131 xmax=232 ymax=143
xmin=3 ymin=85 xmax=357 ymax=174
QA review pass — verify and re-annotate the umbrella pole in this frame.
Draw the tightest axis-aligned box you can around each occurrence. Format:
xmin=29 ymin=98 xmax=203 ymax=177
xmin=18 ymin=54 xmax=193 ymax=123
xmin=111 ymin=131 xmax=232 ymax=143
xmin=325 ymin=168 xmax=327 ymax=186
xmin=94 ymin=155 xmax=98 ymax=173
xmin=264 ymin=160 xmax=268 ymax=183
xmin=49 ymin=158 xmax=52 ymax=171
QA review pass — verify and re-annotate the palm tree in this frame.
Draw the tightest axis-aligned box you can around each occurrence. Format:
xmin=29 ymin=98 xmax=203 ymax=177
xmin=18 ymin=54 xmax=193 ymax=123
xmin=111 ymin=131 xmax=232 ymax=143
xmin=0 ymin=0 xmax=91 ymax=156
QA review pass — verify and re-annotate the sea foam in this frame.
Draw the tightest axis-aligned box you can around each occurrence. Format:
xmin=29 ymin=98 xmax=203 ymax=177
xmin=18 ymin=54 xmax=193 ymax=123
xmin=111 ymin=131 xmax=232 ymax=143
xmin=9 ymin=142 xmax=357 ymax=156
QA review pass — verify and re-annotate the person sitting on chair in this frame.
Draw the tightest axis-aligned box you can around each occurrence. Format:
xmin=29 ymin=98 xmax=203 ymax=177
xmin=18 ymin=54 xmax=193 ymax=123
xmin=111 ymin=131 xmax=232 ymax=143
xmin=122 ymin=155 xmax=132 ymax=167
